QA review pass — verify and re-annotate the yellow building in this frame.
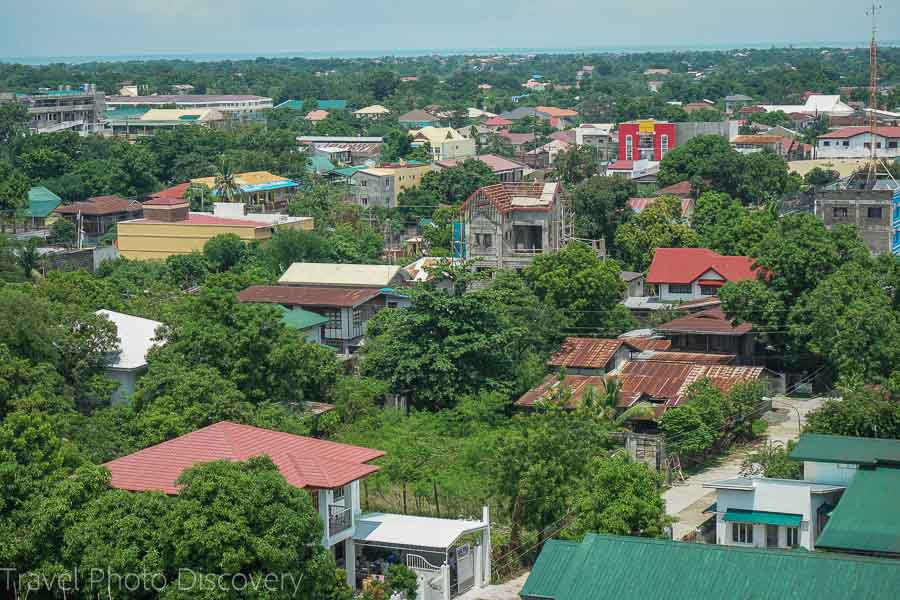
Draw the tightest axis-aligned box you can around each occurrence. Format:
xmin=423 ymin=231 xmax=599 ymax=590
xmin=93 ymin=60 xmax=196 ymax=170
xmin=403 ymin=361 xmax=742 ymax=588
xmin=117 ymin=190 xmax=312 ymax=261
xmin=349 ymin=162 xmax=433 ymax=208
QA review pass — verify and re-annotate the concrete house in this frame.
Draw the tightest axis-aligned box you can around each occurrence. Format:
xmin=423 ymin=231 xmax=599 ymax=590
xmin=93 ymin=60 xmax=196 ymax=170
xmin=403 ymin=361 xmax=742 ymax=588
xmin=350 ymin=162 xmax=432 ymax=208
xmin=815 ymin=189 xmax=894 ymax=255
xmin=460 ymin=182 xmax=569 ymax=270
xmin=434 ymin=154 xmax=528 ymax=183
xmin=190 ymin=171 xmax=299 ymax=212
xmin=104 ymin=422 xmax=493 ymax=598
xmin=704 ymin=434 xmax=900 ymax=557
xmin=816 ymin=126 xmax=900 ymax=159
xmin=96 ymin=309 xmax=163 ymax=404
xmin=646 ymin=248 xmax=758 ymax=301
xmin=411 ymin=126 xmax=476 ymax=161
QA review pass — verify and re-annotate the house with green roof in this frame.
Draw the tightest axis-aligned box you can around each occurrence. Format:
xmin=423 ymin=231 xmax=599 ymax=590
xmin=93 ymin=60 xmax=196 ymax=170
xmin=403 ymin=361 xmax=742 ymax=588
xmin=702 ymin=434 xmax=900 ymax=555
xmin=24 ymin=186 xmax=62 ymax=231
xmin=521 ymin=533 xmax=900 ymax=600
xmin=273 ymin=305 xmax=329 ymax=345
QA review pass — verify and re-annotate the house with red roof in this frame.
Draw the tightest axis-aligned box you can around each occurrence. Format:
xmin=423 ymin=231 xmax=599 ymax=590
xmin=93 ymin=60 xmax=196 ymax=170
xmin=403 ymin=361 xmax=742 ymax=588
xmin=482 ymin=116 xmax=513 ymax=130
xmin=655 ymin=306 xmax=764 ymax=365
xmin=647 ymin=248 xmax=758 ymax=302
xmin=103 ymin=421 xmax=492 ymax=593
xmin=816 ymin=126 xmax=900 ymax=159
xmin=55 ymin=195 xmax=143 ymax=239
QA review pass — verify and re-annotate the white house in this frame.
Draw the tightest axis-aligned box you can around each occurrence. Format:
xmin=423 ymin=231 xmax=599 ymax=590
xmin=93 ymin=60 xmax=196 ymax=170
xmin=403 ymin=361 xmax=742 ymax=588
xmin=411 ymin=126 xmax=477 ymax=162
xmin=703 ymin=477 xmax=844 ymax=550
xmin=646 ymin=248 xmax=757 ymax=301
xmin=96 ymin=309 xmax=163 ymax=404
xmin=816 ymin=126 xmax=900 ymax=159
xmin=103 ymin=422 xmax=492 ymax=599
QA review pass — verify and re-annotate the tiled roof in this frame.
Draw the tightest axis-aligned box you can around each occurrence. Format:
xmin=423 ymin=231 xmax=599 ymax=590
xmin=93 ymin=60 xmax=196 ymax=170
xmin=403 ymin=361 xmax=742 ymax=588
xmin=818 ymin=126 xmax=900 ymax=139
xmin=483 ymin=116 xmax=513 ymax=126
xmin=536 ymin=106 xmax=579 ymax=118
xmin=549 ymin=338 xmax=625 ymax=370
xmin=398 ymin=109 xmax=438 ymax=122
xmin=656 ymin=306 xmax=753 ymax=336
xmin=145 ymin=182 xmax=190 ymax=206
xmin=550 ymin=129 xmax=577 ymax=144
xmin=462 ymin=182 xmax=561 ymax=214
xmin=607 ymin=160 xmax=635 ymax=170
xmin=498 ymin=130 xmax=536 ymax=145
xmin=104 ymin=421 xmax=383 ymax=494
xmin=237 ymin=285 xmax=383 ymax=308
xmin=646 ymin=248 xmax=757 ymax=285
xmin=56 ymin=195 xmax=142 ymax=216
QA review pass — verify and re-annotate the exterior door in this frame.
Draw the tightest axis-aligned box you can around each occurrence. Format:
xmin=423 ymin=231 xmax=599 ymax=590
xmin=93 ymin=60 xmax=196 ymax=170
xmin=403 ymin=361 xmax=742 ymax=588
xmin=766 ymin=525 xmax=779 ymax=548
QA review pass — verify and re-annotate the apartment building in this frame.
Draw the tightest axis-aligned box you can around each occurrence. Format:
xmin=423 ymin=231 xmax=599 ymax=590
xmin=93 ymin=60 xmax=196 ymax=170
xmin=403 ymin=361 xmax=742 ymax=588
xmin=350 ymin=162 xmax=432 ymax=208
xmin=0 ymin=84 xmax=105 ymax=135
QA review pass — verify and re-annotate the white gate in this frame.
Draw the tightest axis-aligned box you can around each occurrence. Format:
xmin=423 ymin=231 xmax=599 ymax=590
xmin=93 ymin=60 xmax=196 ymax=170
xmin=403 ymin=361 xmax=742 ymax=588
xmin=408 ymin=554 xmax=445 ymax=600
xmin=455 ymin=544 xmax=475 ymax=595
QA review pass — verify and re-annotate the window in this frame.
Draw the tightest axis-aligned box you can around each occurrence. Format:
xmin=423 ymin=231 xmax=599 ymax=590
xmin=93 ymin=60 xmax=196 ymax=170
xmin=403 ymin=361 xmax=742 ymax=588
xmin=668 ymin=284 xmax=693 ymax=295
xmin=660 ymin=134 xmax=669 ymax=157
xmin=868 ymin=206 xmax=883 ymax=219
xmin=786 ymin=526 xmax=799 ymax=547
xmin=889 ymin=141 xmax=898 ymax=149
xmin=323 ymin=309 xmax=341 ymax=336
xmin=822 ymin=141 xmax=831 ymax=147
xmin=476 ymin=233 xmax=493 ymax=248
xmin=625 ymin=135 xmax=633 ymax=160
xmin=842 ymin=140 xmax=850 ymax=147
xmin=700 ymin=285 xmax=719 ymax=296
xmin=832 ymin=206 xmax=849 ymax=218
xmin=732 ymin=522 xmax=754 ymax=544
xmin=352 ymin=308 xmax=363 ymax=332
xmin=333 ymin=486 xmax=345 ymax=501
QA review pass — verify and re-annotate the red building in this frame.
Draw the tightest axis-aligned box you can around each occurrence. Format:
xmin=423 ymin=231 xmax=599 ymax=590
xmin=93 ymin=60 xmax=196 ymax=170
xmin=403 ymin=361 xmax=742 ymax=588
xmin=617 ymin=120 xmax=677 ymax=162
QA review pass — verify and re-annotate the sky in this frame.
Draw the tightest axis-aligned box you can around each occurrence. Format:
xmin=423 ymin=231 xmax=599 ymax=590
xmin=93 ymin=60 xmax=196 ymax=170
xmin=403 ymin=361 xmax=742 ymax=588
xmin=2 ymin=0 xmax=899 ymax=60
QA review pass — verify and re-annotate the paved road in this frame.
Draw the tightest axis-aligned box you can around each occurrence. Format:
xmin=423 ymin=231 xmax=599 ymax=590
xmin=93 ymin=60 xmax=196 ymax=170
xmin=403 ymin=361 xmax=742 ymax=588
xmin=457 ymin=574 xmax=529 ymax=600
xmin=665 ymin=396 xmax=825 ymax=539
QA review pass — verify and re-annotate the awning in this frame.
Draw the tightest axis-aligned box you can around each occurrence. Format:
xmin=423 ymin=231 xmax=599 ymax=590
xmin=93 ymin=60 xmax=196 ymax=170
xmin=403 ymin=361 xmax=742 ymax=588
xmin=723 ymin=508 xmax=802 ymax=527
xmin=354 ymin=513 xmax=487 ymax=551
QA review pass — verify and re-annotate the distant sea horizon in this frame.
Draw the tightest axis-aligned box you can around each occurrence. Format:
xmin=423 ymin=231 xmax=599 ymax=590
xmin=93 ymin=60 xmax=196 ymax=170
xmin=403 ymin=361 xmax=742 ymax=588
xmin=4 ymin=40 xmax=899 ymax=65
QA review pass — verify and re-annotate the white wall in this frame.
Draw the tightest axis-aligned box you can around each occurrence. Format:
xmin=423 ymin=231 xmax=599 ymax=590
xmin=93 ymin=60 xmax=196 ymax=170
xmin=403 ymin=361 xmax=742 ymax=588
xmin=817 ymin=133 xmax=900 ymax=159
xmin=106 ymin=368 xmax=139 ymax=405
xmin=804 ymin=461 xmax=858 ymax=486
xmin=658 ymin=270 xmax=724 ymax=301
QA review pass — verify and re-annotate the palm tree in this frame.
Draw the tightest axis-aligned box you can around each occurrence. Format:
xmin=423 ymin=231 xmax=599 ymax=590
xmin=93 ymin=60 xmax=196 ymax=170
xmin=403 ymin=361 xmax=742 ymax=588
xmin=184 ymin=183 xmax=212 ymax=212
xmin=213 ymin=159 xmax=241 ymax=203
xmin=17 ymin=238 xmax=42 ymax=281
xmin=582 ymin=377 xmax=655 ymax=426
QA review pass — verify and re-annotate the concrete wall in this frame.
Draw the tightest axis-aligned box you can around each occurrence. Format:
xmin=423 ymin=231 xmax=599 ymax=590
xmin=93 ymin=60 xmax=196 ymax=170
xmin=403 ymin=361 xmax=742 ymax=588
xmin=815 ymin=190 xmax=892 ymax=254
xmin=675 ymin=121 xmax=738 ymax=144
xmin=817 ymin=133 xmax=900 ymax=159
xmin=105 ymin=368 xmax=139 ymax=405
xmin=804 ymin=461 xmax=858 ymax=486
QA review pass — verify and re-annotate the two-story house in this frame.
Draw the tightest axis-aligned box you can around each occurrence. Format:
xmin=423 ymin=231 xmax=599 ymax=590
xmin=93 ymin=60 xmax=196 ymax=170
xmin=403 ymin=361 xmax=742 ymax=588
xmin=815 ymin=189 xmax=894 ymax=255
xmin=103 ymin=421 xmax=493 ymax=598
xmin=238 ymin=263 xmax=409 ymax=355
xmin=350 ymin=162 xmax=433 ymax=209
xmin=411 ymin=126 xmax=476 ymax=161
xmin=460 ymin=182 xmax=569 ymax=270
xmin=703 ymin=434 xmax=900 ymax=557
xmin=646 ymin=247 xmax=758 ymax=301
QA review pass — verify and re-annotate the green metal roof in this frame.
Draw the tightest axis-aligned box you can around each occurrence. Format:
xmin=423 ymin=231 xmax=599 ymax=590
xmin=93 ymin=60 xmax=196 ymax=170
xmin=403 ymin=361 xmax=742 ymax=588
xmin=308 ymin=155 xmax=336 ymax=174
xmin=520 ymin=533 xmax=900 ymax=600
xmin=723 ymin=509 xmax=802 ymax=527
xmin=817 ymin=468 xmax=900 ymax=555
xmin=25 ymin=186 xmax=62 ymax=218
xmin=275 ymin=99 xmax=347 ymax=111
xmin=105 ymin=106 xmax=150 ymax=120
xmin=332 ymin=166 xmax=366 ymax=178
xmin=790 ymin=434 xmax=900 ymax=466
xmin=275 ymin=305 xmax=328 ymax=331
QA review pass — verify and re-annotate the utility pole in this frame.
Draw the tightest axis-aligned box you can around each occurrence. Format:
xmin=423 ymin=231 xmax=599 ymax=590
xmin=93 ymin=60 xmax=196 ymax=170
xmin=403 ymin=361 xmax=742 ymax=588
xmin=865 ymin=2 xmax=882 ymax=188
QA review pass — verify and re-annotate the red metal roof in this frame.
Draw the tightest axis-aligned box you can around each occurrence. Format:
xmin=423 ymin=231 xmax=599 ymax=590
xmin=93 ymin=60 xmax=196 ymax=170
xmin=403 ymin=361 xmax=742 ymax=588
xmin=516 ymin=360 xmax=764 ymax=415
xmin=607 ymin=160 xmax=635 ymax=171
xmin=656 ymin=306 xmax=753 ymax=336
xmin=145 ymin=182 xmax=190 ymax=206
xmin=549 ymin=338 xmax=625 ymax=370
xmin=628 ymin=197 xmax=694 ymax=216
xmin=104 ymin=421 xmax=384 ymax=494
xmin=127 ymin=214 xmax=268 ymax=227
xmin=818 ymin=126 xmax=900 ymax=139
xmin=484 ymin=116 xmax=513 ymax=126
xmin=619 ymin=337 xmax=672 ymax=352
xmin=635 ymin=351 xmax=735 ymax=364
xmin=655 ymin=180 xmax=694 ymax=197
xmin=56 ymin=195 xmax=142 ymax=216
xmin=646 ymin=248 xmax=758 ymax=285
xmin=238 ymin=285 xmax=383 ymax=308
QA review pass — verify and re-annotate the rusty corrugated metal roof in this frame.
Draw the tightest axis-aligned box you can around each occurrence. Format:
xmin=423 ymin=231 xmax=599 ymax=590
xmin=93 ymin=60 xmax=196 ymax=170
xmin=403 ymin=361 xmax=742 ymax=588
xmin=548 ymin=338 xmax=624 ymax=370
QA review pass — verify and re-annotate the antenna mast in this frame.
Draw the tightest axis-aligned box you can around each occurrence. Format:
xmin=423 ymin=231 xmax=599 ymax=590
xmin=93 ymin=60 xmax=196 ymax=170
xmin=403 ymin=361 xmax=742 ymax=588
xmin=866 ymin=2 xmax=881 ymax=187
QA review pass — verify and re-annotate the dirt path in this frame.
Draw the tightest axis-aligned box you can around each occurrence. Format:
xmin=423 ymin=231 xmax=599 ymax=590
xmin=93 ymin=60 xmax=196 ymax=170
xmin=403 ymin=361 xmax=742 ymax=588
xmin=456 ymin=573 xmax=529 ymax=600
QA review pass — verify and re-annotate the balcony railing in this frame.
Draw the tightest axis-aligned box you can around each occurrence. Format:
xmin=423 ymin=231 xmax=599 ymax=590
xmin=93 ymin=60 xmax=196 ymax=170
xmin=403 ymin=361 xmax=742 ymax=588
xmin=328 ymin=505 xmax=352 ymax=536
